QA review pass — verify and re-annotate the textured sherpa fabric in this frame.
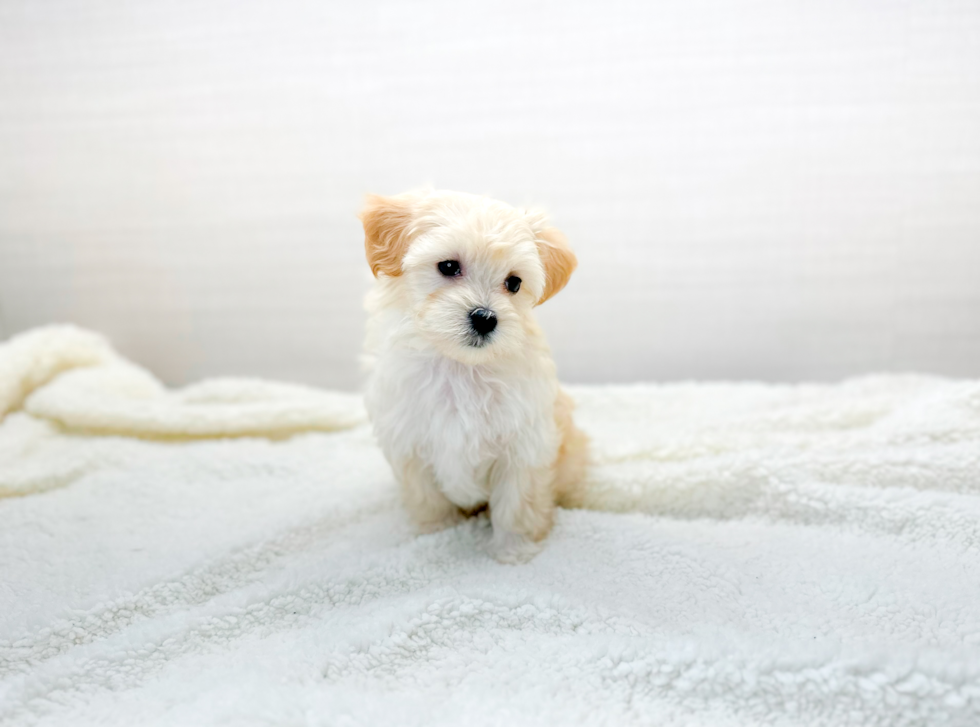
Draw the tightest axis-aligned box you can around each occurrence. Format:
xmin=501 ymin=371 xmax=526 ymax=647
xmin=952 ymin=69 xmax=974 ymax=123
xmin=1 ymin=325 xmax=979 ymax=726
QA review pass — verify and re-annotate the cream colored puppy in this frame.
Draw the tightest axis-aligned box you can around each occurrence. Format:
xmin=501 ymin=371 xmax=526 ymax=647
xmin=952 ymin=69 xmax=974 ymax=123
xmin=360 ymin=189 xmax=588 ymax=563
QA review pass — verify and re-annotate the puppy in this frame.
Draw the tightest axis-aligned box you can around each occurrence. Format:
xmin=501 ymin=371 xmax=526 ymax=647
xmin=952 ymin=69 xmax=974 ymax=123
xmin=360 ymin=190 xmax=588 ymax=563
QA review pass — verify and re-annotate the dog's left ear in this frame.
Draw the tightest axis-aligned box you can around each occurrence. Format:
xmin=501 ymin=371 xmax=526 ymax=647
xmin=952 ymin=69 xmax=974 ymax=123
xmin=535 ymin=227 xmax=577 ymax=305
xmin=360 ymin=193 xmax=416 ymax=278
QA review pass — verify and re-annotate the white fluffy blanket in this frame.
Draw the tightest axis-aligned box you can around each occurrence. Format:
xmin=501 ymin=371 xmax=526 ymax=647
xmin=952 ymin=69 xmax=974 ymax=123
xmin=1 ymin=326 xmax=979 ymax=726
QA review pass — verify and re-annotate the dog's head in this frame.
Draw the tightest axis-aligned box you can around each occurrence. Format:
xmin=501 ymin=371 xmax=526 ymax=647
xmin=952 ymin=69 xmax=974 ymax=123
xmin=360 ymin=190 xmax=577 ymax=364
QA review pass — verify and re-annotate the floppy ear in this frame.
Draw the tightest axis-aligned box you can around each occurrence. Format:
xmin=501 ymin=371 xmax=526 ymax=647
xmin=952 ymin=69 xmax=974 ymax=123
xmin=535 ymin=227 xmax=577 ymax=305
xmin=360 ymin=193 xmax=416 ymax=278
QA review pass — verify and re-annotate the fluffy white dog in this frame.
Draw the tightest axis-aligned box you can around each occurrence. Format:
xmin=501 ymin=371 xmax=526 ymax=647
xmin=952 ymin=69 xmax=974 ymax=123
xmin=360 ymin=190 xmax=588 ymax=563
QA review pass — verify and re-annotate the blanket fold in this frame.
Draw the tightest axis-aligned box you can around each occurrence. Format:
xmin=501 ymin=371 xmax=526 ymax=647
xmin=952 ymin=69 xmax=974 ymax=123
xmin=0 ymin=326 xmax=366 ymax=440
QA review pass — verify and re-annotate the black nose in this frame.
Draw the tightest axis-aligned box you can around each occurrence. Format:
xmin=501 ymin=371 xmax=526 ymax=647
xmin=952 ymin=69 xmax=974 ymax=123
xmin=469 ymin=308 xmax=497 ymax=336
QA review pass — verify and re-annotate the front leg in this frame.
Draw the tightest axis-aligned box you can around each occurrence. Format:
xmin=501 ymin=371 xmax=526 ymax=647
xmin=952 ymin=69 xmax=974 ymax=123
xmin=488 ymin=460 xmax=556 ymax=564
xmin=397 ymin=456 xmax=466 ymax=534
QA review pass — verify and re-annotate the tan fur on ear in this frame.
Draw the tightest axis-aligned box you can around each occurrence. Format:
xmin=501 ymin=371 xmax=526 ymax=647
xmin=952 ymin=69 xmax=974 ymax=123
xmin=360 ymin=194 xmax=416 ymax=278
xmin=535 ymin=227 xmax=577 ymax=304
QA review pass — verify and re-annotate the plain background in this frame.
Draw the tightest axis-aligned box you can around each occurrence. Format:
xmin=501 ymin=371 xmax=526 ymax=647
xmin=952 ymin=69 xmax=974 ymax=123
xmin=1 ymin=0 xmax=978 ymax=390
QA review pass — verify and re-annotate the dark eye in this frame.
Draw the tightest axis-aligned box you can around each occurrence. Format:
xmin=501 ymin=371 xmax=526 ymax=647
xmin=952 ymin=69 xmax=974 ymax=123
xmin=438 ymin=260 xmax=461 ymax=277
xmin=505 ymin=275 xmax=522 ymax=294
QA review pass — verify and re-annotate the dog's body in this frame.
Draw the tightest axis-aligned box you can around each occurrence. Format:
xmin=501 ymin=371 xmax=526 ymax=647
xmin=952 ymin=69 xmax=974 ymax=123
xmin=360 ymin=190 xmax=587 ymax=562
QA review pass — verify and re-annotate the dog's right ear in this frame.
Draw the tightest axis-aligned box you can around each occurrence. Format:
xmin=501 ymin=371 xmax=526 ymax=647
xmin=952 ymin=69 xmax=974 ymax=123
xmin=360 ymin=194 xmax=416 ymax=278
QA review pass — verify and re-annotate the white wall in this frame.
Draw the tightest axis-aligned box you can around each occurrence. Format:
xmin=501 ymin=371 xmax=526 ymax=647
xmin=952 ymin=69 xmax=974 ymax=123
xmin=1 ymin=0 xmax=978 ymax=389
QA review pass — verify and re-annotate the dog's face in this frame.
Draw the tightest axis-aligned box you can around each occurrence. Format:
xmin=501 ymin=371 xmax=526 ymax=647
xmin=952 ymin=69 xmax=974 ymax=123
xmin=361 ymin=191 xmax=577 ymax=365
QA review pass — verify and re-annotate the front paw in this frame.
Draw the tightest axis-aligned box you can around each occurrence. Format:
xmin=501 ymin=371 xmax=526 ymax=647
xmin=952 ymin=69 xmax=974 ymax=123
xmin=415 ymin=508 xmax=466 ymax=534
xmin=488 ymin=530 xmax=544 ymax=564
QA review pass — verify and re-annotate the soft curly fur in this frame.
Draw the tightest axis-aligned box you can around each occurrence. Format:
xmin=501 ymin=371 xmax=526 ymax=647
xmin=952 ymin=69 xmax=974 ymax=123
xmin=360 ymin=190 xmax=588 ymax=562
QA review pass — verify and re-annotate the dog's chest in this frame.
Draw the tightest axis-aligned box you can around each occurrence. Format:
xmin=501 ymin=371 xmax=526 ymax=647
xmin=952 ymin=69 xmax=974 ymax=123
xmin=370 ymin=357 xmax=539 ymax=506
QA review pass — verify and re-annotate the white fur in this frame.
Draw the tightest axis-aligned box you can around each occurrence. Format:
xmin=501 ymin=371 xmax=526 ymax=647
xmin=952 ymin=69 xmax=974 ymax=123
xmin=362 ymin=191 xmax=569 ymax=562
